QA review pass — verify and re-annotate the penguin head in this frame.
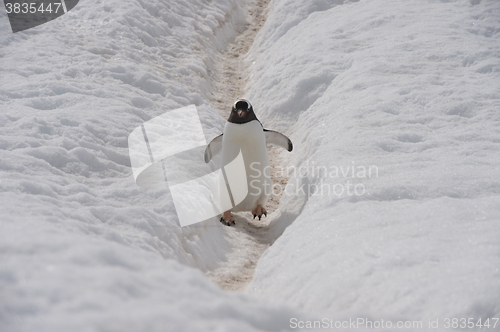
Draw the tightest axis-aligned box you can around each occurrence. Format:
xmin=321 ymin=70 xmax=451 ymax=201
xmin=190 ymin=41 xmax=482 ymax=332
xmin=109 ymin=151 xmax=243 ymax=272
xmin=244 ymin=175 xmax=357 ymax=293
xmin=228 ymin=99 xmax=259 ymax=124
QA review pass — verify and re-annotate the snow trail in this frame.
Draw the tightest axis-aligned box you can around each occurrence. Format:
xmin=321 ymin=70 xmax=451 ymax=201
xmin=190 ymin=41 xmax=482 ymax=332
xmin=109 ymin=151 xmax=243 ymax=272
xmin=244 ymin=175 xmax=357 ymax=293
xmin=0 ymin=0 xmax=316 ymax=328
xmin=205 ymin=0 xmax=288 ymax=292
xmin=210 ymin=0 xmax=270 ymax=116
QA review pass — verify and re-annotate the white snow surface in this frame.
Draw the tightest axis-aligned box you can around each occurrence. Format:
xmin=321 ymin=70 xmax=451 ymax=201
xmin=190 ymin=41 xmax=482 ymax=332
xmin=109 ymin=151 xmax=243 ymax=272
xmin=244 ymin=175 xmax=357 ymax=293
xmin=0 ymin=0 xmax=308 ymax=331
xmin=245 ymin=0 xmax=500 ymax=325
xmin=2 ymin=0 xmax=500 ymax=330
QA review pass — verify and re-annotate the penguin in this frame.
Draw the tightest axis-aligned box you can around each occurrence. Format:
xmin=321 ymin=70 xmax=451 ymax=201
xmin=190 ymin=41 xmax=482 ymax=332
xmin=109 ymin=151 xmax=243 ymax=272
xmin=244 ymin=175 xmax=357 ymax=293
xmin=204 ymin=99 xmax=293 ymax=226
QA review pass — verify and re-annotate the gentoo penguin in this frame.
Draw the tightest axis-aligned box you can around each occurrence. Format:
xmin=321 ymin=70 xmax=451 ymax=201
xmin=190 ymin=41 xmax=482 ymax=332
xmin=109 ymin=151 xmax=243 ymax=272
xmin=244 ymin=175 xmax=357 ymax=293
xmin=204 ymin=99 xmax=293 ymax=226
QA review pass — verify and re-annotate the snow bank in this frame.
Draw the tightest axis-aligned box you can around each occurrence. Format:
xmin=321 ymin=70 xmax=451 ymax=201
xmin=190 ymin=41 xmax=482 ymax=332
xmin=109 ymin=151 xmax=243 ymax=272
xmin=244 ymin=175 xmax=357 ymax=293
xmin=0 ymin=0 xmax=309 ymax=330
xmin=246 ymin=0 xmax=500 ymax=323
xmin=0 ymin=0 xmax=247 ymax=269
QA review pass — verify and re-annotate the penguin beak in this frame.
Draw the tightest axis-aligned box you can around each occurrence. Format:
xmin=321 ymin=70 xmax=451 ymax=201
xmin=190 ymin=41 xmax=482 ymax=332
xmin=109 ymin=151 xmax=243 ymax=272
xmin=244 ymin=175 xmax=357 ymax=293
xmin=237 ymin=109 xmax=245 ymax=117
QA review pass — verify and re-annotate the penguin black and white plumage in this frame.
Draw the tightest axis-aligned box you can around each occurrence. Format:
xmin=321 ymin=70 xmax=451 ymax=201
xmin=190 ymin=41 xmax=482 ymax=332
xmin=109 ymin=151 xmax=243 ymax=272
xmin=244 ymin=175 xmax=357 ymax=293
xmin=204 ymin=99 xmax=293 ymax=226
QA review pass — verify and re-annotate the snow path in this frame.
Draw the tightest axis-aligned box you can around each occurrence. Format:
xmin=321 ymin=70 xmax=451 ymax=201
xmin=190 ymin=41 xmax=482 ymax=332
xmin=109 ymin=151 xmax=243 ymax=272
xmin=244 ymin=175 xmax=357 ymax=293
xmin=2 ymin=0 xmax=499 ymax=327
xmin=0 ymin=1 xmax=319 ymax=329
xmin=205 ymin=0 xmax=289 ymax=292
xmin=210 ymin=0 xmax=270 ymax=116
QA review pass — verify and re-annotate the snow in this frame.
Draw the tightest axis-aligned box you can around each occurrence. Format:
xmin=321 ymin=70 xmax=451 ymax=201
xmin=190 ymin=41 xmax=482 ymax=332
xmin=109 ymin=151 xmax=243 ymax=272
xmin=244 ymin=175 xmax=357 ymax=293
xmin=1 ymin=0 xmax=500 ymax=330
xmin=0 ymin=0 xmax=308 ymax=330
xmin=245 ymin=0 xmax=500 ymax=324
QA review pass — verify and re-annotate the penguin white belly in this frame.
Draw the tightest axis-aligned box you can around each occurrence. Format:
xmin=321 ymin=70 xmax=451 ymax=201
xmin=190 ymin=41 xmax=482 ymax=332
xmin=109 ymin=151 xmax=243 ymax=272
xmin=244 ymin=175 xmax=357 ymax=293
xmin=219 ymin=120 xmax=271 ymax=212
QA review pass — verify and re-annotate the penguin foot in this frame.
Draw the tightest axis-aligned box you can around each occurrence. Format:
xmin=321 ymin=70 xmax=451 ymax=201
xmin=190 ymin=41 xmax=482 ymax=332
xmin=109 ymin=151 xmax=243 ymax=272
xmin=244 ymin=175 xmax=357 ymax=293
xmin=251 ymin=205 xmax=267 ymax=221
xmin=220 ymin=211 xmax=235 ymax=226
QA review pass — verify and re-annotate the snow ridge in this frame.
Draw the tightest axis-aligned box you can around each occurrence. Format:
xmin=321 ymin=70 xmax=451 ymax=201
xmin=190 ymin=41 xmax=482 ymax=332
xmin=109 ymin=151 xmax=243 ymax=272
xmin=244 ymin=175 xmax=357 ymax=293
xmin=245 ymin=0 xmax=500 ymax=322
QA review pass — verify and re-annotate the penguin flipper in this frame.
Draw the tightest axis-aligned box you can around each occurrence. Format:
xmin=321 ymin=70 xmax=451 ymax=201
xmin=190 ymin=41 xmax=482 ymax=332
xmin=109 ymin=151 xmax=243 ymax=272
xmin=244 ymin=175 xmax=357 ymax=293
xmin=204 ymin=134 xmax=223 ymax=163
xmin=264 ymin=129 xmax=293 ymax=152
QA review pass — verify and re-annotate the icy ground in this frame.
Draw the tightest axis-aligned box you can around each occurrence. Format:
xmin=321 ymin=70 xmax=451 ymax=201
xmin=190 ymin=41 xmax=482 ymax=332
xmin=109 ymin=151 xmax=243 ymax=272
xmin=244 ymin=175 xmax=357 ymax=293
xmin=1 ymin=0 xmax=500 ymax=331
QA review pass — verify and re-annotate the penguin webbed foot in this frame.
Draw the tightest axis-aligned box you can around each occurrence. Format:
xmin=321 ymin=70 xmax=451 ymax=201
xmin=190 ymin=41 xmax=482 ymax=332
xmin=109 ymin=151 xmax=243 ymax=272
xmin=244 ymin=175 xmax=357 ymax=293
xmin=220 ymin=211 xmax=235 ymax=226
xmin=251 ymin=205 xmax=267 ymax=221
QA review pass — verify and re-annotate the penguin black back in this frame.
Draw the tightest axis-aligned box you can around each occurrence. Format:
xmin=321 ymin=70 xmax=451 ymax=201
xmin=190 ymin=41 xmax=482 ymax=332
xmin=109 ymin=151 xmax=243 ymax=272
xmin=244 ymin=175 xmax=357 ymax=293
xmin=227 ymin=99 xmax=259 ymax=124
